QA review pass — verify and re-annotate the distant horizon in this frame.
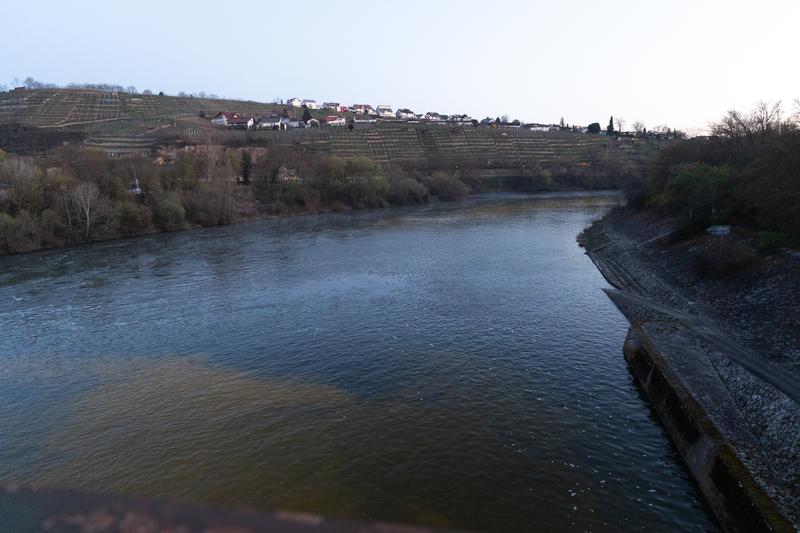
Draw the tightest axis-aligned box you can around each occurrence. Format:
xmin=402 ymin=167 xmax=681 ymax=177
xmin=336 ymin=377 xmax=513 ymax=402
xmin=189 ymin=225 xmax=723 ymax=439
xmin=3 ymin=0 xmax=799 ymax=134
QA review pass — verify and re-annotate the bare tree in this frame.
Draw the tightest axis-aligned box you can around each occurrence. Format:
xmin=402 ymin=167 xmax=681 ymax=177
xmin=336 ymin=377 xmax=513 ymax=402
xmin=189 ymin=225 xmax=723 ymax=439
xmin=793 ymin=98 xmax=800 ymax=124
xmin=615 ymin=117 xmax=626 ymax=133
xmin=632 ymin=120 xmax=645 ymax=133
xmin=68 ymin=182 xmax=110 ymax=239
xmin=752 ymin=100 xmax=782 ymax=135
xmin=711 ymin=101 xmax=784 ymax=140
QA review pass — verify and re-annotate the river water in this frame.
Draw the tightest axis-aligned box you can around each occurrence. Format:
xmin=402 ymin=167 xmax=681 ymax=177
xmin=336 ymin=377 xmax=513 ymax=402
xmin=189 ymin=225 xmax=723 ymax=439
xmin=0 ymin=192 xmax=717 ymax=531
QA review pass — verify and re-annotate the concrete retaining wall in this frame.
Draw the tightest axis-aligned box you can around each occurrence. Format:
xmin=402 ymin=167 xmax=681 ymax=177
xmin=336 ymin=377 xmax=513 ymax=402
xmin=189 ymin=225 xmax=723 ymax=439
xmin=623 ymin=328 xmax=792 ymax=532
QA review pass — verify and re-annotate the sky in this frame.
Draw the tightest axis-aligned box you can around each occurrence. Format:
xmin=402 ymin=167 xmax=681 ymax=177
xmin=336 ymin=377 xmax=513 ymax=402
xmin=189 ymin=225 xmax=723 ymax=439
xmin=2 ymin=0 xmax=799 ymax=132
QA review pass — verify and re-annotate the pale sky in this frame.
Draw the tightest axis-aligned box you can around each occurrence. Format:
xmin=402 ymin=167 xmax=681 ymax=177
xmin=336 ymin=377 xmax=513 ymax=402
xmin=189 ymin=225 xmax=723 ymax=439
xmin=3 ymin=0 xmax=798 ymax=132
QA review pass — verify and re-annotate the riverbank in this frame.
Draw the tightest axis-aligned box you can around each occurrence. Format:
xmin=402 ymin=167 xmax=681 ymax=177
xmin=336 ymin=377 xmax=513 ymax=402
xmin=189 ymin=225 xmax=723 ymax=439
xmin=580 ymin=208 xmax=799 ymax=531
xmin=0 ymin=187 xmax=620 ymax=257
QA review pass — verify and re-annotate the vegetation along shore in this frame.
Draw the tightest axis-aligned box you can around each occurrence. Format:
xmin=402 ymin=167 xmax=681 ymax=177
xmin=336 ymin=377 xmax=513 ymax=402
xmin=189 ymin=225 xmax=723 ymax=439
xmin=0 ymin=87 xmax=647 ymax=255
xmin=579 ymin=101 xmax=800 ymax=531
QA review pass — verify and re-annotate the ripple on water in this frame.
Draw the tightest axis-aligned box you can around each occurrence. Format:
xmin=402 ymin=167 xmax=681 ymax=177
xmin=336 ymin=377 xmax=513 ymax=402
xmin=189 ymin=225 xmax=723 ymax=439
xmin=0 ymin=193 xmax=717 ymax=532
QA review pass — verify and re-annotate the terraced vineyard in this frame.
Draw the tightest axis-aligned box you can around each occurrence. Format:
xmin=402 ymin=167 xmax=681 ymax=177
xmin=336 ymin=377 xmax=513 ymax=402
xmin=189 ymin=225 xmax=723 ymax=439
xmin=0 ymin=88 xmax=635 ymax=169
xmin=0 ymin=88 xmax=280 ymax=132
xmin=327 ymin=125 xmax=623 ymax=168
xmin=199 ymin=124 xmax=625 ymax=169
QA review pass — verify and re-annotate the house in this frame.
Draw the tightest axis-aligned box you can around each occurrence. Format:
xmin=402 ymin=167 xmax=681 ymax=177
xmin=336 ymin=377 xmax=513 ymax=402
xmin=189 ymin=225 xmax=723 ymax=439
xmin=351 ymin=104 xmax=375 ymax=115
xmin=227 ymin=115 xmax=255 ymax=129
xmin=528 ymin=123 xmax=550 ymax=132
xmin=211 ymin=112 xmax=254 ymax=129
xmin=375 ymin=105 xmax=393 ymax=117
xmin=281 ymin=117 xmax=301 ymax=129
xmin=287 ymin=97 xmax=302 ymax=108
xmin=325 ymin=115 xmax=346 ymax=126
xmin=323 ymin=102 xmax=342 ymax=112
xmin=395 ymin=108 xmax=416 ymax=119
xmin=448 ymin=114 xmax=472 ymax=124
xmin=211 ymin=111 xmax=238 ymax=127
xmin=424 ymin=112 xmax=445 ymax=122
xmin=301 ymin=99 xmax=319 ymax=110
xmin=257 ymin=115 xmax=283 ymax=130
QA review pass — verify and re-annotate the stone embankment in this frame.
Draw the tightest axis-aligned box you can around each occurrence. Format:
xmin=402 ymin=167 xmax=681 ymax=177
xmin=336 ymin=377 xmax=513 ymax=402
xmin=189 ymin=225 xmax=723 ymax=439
xmin=581 ymin=209 xmax=799 ymax=532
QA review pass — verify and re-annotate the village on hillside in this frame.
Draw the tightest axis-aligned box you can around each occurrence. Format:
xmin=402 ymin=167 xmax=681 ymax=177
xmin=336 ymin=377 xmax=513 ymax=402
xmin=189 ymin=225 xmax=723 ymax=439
xmin=209 ymin=96 xmax=683 ymax=141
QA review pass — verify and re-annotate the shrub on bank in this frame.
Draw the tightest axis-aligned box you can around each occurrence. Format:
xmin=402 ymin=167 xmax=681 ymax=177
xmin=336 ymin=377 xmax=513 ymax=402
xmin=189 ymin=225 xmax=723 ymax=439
xmin=0 ymin=210 xmax=41 ymax=253
xmin=423 ymin=173 xmax=469 ymax=201
xmin=690 ymin=241 xmax=759 ymax=279
xmin=116 ymin=202 xmax=153 ymax=236
xmin=388 ymin=177 xmax=430 ymax=205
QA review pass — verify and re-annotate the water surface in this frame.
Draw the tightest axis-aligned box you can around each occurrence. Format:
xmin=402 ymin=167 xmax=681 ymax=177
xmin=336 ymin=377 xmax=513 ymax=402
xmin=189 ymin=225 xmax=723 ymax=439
xmin=0 ymin=193 xmax=717 ymax=531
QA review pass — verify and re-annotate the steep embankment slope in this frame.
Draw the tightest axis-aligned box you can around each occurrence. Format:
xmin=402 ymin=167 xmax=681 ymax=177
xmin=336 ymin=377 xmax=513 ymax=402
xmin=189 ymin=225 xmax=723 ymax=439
xmin=581 ymin=209 xmax=799 ymax=532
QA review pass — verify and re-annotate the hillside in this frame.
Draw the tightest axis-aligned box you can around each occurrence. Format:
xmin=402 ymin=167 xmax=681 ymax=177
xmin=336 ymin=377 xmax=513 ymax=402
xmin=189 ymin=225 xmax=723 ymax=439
xmin=0 ymin=87 xmax=283 ymax=133
xmin=188 ymin=124 xmax=627 ymax=169
xmin=0 ymin=88 xmax=642 ymax=174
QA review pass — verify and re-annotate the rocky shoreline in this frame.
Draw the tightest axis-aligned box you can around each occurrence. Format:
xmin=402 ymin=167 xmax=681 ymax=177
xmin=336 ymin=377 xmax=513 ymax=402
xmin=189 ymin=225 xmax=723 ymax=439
xmin=580 ymin=208 xmax=799 ymax=531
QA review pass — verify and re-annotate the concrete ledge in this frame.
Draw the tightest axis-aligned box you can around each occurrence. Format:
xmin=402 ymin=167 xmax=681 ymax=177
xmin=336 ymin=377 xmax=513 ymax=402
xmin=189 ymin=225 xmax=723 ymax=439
xmin=623 ymin=327 xmax=793 ymax=532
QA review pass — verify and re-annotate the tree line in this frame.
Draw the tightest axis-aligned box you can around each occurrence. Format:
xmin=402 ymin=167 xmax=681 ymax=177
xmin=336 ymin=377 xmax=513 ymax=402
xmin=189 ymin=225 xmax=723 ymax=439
xmin=0 ymin=144 xmax=476 ymax=254
xmin=624 ymin=101 xmax=800 ymax=246
xmin=0 ymin=131 xmax=640 ymax=254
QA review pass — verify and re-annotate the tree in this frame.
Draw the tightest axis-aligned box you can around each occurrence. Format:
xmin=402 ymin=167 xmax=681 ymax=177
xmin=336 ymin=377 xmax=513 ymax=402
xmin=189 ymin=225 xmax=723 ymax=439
xmin=241 ymin=151 xmax=252 ymax=184
xmin=607 ymin=116 xmax=614 ymax=135
xmin=500 ymin=114 xmax=509 ymax=123
xmin=632 ymin=120 xmax=645 ymax=134
xmin=302 ymin=105 xmax=312 ymax=123
xmin=615 ymin=117 xmax=626 ymax=133
xmin=68 ymin=182 xmax=109 ymax=239
xmin=588 ymin=122 xmax=601 ymax=134
xmin=560 ymin=117 xmax=565 ymax=128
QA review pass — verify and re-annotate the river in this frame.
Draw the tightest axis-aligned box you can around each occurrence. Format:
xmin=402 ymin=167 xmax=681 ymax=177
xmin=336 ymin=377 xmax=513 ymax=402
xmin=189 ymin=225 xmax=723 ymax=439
xmin=0 ymin=192 xmax=717 ymax=531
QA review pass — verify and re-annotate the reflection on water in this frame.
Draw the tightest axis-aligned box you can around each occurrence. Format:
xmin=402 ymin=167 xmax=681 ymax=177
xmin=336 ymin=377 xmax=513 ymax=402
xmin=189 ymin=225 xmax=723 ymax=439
xmin=0 ymin=193 xmax=717 ymax=531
